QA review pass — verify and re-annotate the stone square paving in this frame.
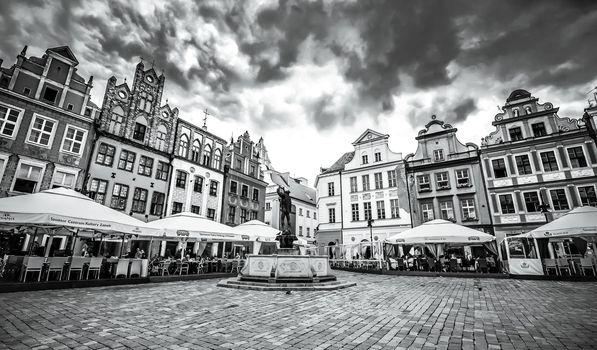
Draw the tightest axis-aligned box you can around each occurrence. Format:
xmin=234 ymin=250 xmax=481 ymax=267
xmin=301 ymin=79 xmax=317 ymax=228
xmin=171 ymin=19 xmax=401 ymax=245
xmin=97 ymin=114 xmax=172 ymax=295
xmin=0 ymin=271 xmax=596 ymax=350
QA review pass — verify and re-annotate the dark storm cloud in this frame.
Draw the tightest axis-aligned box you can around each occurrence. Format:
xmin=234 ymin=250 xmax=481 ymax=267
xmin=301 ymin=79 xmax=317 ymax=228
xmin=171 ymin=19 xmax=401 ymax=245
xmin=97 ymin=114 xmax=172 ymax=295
xmin=452 ymin=98 xmax=477 ymax=123
xmin=407 ymin=97 xmax=478 ymax=128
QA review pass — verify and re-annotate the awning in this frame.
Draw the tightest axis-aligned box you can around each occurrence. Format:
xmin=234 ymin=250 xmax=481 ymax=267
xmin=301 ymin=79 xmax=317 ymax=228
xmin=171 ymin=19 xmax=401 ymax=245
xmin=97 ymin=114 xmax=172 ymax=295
xmin=231 ymin=220 xmax=279 ymax=242
xmin=145 ymin=212 xmax=243 ymax=241
xmin=386 ymin=219 xmax=495 ymax=244
xmin=511 ymin=206 xmax=597 ymax=239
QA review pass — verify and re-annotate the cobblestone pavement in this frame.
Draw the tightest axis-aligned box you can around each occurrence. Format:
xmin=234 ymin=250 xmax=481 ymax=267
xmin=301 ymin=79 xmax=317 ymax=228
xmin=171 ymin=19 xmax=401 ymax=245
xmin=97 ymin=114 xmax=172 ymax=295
xmin=1 ymin=272 xmax=596 ymax=350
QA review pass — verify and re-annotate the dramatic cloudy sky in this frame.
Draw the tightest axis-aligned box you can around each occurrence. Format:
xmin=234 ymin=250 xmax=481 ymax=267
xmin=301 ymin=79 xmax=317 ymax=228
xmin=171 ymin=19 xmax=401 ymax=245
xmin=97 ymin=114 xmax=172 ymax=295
xmin=1 ymin=0 xmax=596 ymax=185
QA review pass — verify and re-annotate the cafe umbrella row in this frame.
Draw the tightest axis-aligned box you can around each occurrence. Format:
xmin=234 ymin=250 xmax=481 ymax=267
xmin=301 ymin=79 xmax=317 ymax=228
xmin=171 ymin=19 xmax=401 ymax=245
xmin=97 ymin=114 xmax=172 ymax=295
xmin=0 ymin=188 xmax=279 ymax=282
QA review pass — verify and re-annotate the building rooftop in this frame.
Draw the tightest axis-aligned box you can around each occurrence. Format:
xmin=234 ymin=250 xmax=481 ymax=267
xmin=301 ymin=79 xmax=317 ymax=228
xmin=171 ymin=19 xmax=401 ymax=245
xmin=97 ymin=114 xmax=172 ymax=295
xmin=320 ymin=151 xmax=355 ymax=175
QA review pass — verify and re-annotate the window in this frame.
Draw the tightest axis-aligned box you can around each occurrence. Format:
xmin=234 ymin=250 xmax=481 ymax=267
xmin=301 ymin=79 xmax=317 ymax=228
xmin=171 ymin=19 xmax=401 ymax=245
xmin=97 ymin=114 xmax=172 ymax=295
xmin=209 ymin=180 xmax=218 ymax=196
xmin=351 ymin=203 xmax=359 ymax=221
xmin=207 ymin=208 xmax=216 ymax=221
xmin=117 ymin=150 xmax=136 ymax=172
xmin=492 ymin=159 xmax=507 ymax=178
xmin=498 ymin=194 xmax=515 ymax=214
xmin=265 ymin=202 xmax=271 ymax=210
xmin=13 ymin=163 xmax=43 ymax=193
xmin=27 ymin=115 xmax=56 ymax=147
xmin=138 ymin=92 xmax=153 ymax=113
xmin=150 ymin=192 xmax=165 ymax=216
xmin=252 ymin=188 xmax=259 ymax=201
xmin=178 ymin=135 xmax=189 ymax=158
xmin=175 ymin=171 xmax=187 ymax=188
xmin=250 ymin=165 xmax=256 ymax=177
xmin=461 ymin=199 xmax=476 ymax=220
xmin=362 ymin=154 xmax=368 ymax=164
xmin=84 ymin=108 xmax=92 ymax=117
xmin=512 ymin=108 xmax=520 ymax=117
xmin=67 ymin=104 xmax=74 ymax=111
xmin=374 ymin=172 xmax=383 ymax=189
xmin=61 ymin=125 xmax=86 ymax=155
xmin=155 ymin=125 xmax=168 ymax=152
xmin=390 ymin=199 xmax=399 ymax=218
xmin=374 ymin=152 xmax=381 ymax=162
xmin=132 ymin=123 xmax=146 ymax=141
xmin=131 ymin=188 xmax=148 ymax=213
xmin=137 ymin=156 xmax=153 ymax=176
xmin=191 ymin=140 xmax=201 ymax=162
xmin=0 ymin=103 xmax=22 ymax=138
xmin=298 ymin=226 xmax=303 ymax=236
xmin=108 ymin=107 xmax=124 ymax=135
xmin=525 ymin=106 xmax=532 ymax=114
xmin=194 ymin=176 xmax=204 ymax=192
xmin=567 ymin=147 xmax=587 ymax=168
xmin=202 ymin=144 xmax=212 ymax=167
xmin=523 ymin=192 xmax=540 ymax=212
xmin=421 ymin=203 xmax=434 ymax=222
xmin=306 ymin=210 xmax=310 ymax=218
xmin=456 ymin=169 xmax=470 ymax=187
xmin=228 ymin=206 xmax=236 ymax=223
xmin=23 ymin=87 xmax=31 ymax=96
xmin=436 ymin=172 xmax=450 ymax=189
xmin=350 ymin=177 xmax=357 ymax=193
xmin=328 ymin=183 xmax=335 ymax=196
xmin=96 ymin=143 xmax=115 ymax=166
xmin=540 ymin=151 xmax=559 ymax=172
xmin=213 ymin=150 xmax=222 ymax=169
xmin=299 ymin=208 xmax=303 ymax=216
xmin=191 ymin=205 xmax=201 ymax=214
xmin=306 ymin=227 xmax=310 ymax=237
xmin=110 ymin=183 xmax=129 ymax=210
xmin=156 ymin=161 xmax=169 ymax=181
xmin=235 ymin=158 xmax=243 ymax=170
xmin=88 ymin=179 xmax=108 ymax=204
xmin=314 ymin=212 xmax=317 ymax=220
xmin=363 ymin=202 xmax=372 ymax=221
xmin=549 ymin=189 xmax=569 ymax=211
xmin=578 ymin=186 xmax=597 ymax=207
xmin=52 ymin=170 xmax=75 ymax=189
xmin=515 ymin=155 xmax=533 ymax=175
xmin=433 ymin=149 xmax=444 ymax=161
xmin=241 ymin=184 xmax=248 ymax=198
xmin=230 ymin=181 xmax=238 ymax=194
xmin=509 ymin=127 xmax=523 ymax=141
xmin=376 ymin=200 xmax=386 ymax=219
xmin=42 ymin=86 xmax=58 ymax=103
xmin=532 ymin=122 xmax=547 ymax=137
xmin=387 ymin=170 xmax=397 ymax=187
xmin=329 ymin=208 xmax=336 ymax=223
xmin=362 ymin=175 xmax=370 ymax=191
xmin=250 ymin=211 xmax=258 ymax=220
xmin=172 ymin=202 xmax=183 ymax=214
xmin=240 ymin=209 xmax=247 ymax=223
xmin=439 ymin=200 xmax=454 ymax=220
xmin=418 ymin=175 xmax=430 ymax=191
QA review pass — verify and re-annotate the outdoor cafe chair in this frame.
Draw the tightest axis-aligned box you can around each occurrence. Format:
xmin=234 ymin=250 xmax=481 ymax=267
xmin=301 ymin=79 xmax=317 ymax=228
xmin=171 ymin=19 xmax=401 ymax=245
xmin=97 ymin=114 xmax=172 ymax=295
xmin=157 ymin=259 xmax=171 ymax=276
xmin=174 ymin=260 xmax=189 ymax=275
xmin=86 ymin=257 xmax=103 ymax=279
xmin=556 ymin=258 xmax=571 ymax=276
xmin=20 ymin=256 xmax=45 ymax=282
xmin=67 ymin=257 xmax=89 ymax=280
xmin=477 ymin=259 xmax=488 ymax=273
xmin=579 ymin=258 xmax=596 ymax=276
xmin=397 ymin=258 xmax=405 ymax=271
xmin=114 ymin=258 xmax=130 ymax=278
xmin=543 ymin=259 xmax=559 ymax=276
xmin=449 ymin=259 xmax=458 ymax=272
xmin=129 ymin=259 xmax=142 ymax=278
xmin=46 ymin=257 xmax=68 ymax=281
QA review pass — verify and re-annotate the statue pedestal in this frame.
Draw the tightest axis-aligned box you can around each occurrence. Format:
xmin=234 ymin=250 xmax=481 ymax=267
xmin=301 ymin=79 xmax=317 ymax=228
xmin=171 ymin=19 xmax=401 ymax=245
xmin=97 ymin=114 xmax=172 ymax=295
xmin=277 ymin=248 xmax=300 ymax=255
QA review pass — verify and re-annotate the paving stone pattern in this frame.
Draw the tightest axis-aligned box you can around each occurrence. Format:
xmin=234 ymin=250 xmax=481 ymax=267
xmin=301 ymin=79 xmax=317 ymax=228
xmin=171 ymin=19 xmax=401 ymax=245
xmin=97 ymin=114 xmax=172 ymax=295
xmin=1 ymin=271 xmax=596 ymax=350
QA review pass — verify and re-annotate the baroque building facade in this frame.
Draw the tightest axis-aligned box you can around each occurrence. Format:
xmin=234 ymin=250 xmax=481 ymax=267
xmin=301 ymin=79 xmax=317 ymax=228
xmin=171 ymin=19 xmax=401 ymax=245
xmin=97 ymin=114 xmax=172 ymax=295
xmin=480 ymin=89 xmax=597 ymax=243
xmin=86 ymin=61 xmax=178 ymax=222
xmin=315 ymin=129 xmax=411 ymax=251
xmin=404 ymin=115 xmax=492 ymax=232
xmin=221 ymin=132 xmax=267 ymax=226
xmin=0 ymin=46 xmax=98 ymax=198
xmin=166 ymin=119 xmax=226 ymax=220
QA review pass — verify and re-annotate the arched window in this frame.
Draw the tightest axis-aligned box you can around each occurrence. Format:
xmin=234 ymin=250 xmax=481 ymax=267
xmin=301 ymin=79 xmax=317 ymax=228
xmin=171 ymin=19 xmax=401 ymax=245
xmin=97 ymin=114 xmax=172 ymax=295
xmin=132 ymin=116 xmax=147 ymax=142
xmin=202 ymin=144 xmax=212 ymax=167
xmin=145 ymin=94 xmax=153 ymax=112
xmin=213 ymin=149 xmax=222 ymax=169
xmin=524 ymin=106 xmax=532 ymax=115
xmin=178 ymin=134 xmax=189 ymax=158
xmin=191 ymin=139 xmax=201 ymax=163
xmin=109 ymin=106 xmax=125 ymax=135
xmin=512 ymin=108 xmax=520 ymax=117
xmin=138 ymin=92 xmax=153 ymax=113
xmin=155 ymin=124 xmax=168 ymax=152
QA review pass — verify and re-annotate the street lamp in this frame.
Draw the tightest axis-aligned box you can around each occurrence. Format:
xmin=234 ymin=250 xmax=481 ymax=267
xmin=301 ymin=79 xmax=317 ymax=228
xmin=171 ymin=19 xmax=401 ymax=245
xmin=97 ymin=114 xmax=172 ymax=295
xmin=367 ymin=218 xmax=374 ymax=259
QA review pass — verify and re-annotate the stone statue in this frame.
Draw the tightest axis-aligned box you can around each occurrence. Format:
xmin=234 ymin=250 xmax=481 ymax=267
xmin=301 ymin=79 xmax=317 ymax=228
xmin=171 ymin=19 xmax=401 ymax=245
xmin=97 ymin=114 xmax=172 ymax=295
xmin=277 ymin=186 xmax=292 ymax=230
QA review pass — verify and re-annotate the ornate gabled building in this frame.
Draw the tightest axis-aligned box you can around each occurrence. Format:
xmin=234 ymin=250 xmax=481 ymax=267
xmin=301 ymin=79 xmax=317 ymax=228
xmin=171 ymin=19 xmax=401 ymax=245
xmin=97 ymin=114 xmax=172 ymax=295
xmin=315 ymin=129 xmax=411 ymax=251
xmin=86 ymin=61 xmax=178 ymax=222
xmin=166 ymin=119 xmax=226 ymax=220
xmin=221 ymin=131 xmax=267 ymax=226
xmin=404 ymin=115 xmax=492 ymax=233
xmin=480 ymin=89 xmax=597 ymax=243
xmin=0 ymin=46 xmax=99 ymax=197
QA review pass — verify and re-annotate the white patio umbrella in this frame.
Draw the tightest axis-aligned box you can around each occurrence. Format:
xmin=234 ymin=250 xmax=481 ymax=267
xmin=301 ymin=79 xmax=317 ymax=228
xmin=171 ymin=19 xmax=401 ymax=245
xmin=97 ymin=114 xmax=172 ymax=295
xmin=0 ymin=187 xmax=155 ymax=236
xmin=231 ymin=220 xmax=279 ymax=242
xmin=386 ymin=219 xmax=495 ymax=244
xmin=145 ymin=212 xmax=242 ymax=241
xmin=511 ymin=206 xmax=597 ymax=239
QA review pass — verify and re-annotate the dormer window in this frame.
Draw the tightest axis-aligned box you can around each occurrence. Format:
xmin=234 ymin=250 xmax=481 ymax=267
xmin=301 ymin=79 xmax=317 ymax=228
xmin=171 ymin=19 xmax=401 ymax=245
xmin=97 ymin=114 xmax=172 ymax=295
xmin=374 ymin=152 xmax=381 ymax=162
xmin=512 ymin=108 xmax=520 ymax=117
xmin=524 ymin=106 xmax=532 ymax=114
xmin=362 ymin=154 xmax=368 ymax=164
xmin=433 ymin=149 xmax=444 ymax=161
